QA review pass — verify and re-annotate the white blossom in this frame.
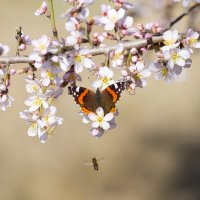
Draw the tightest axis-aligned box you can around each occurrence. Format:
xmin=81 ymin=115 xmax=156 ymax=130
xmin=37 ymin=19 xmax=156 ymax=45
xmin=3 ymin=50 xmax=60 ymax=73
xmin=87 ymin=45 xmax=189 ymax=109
xmin=93 ymin=66 xmax=115 ymax=90
xmin=88 ymin=107 xmax=114 ymax=131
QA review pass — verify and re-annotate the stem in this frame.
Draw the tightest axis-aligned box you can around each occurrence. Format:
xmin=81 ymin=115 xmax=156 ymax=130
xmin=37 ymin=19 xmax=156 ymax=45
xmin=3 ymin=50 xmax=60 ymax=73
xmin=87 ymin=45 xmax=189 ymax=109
xmin=161 ymin=3 xmax=200 ymax=33
xmin=48 ymin=0 xmax=59 ymax=40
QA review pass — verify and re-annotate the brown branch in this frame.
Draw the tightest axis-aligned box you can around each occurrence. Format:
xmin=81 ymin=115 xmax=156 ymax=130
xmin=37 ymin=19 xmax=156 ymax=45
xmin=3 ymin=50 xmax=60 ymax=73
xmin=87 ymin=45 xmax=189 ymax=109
xmin=0 ymin=56 xmax=34 ymax=65
xmin=162 ymin=3 xmax=200 ymax=33
xmin=0 ymin=34 xmax=185 ymax=65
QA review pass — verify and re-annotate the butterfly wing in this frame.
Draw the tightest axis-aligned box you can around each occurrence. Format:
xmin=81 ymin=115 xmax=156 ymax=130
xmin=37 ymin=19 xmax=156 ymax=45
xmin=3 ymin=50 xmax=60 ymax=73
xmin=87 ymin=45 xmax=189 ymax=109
xmin=101 ymin=82 xmax=128 ymax=114
xmin=68 ymin=85 xmax=97 ymax=114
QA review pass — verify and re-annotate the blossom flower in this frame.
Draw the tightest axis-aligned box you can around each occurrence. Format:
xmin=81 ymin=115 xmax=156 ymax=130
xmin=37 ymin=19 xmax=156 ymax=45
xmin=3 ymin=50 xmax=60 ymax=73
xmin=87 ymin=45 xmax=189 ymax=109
xmin=91 ymin=33 xmax=105 ymax=46
xmin=32 ymin=35 xmax=50 ymax=55
xmin=25 ymin=79 xmax=42 ymax=94
xmin=118 ymin=16 xmax=135 ymax=35
xmin=93 ymin=66 xmax=115 ymax=90
xmin=40 ymin=62 xmax=63 ymax=87
xmin=113 ymin=0 xmax=134 ymax=10
xmin=161 ymin=30 xmax=180 ymax=51
xmin=164 ymin=48 xmax=191 ymax=69
xmin=185 ymin=29 xmax=200 ymax=52
xmin=0 ymin=43 xmax=9 ymax=56
xmin=129 ymin=61 xmax=151 ymax=88
xmin=73 ymin=53 xmax=95 ymax=73
xmin=20 ymin=106 xmax=63 ymax=143
xmin=25 ymin=95 xmax=49 ymax=112
xmin=29 ymin=53 xmax=44 ymax=69
xmin=62 ymin=65 xmax=82 ymax=86
xmin=34 ymin=1 xmax=50 ymax=17
xmin=65 ymin=17 xmax=80 ymax=32
xmin=150 ymin=62 xmax=178 ymax=83
xmin=110 ymin=46 xmax=124 ymax=68
xmin=18 ymin=32 xmax=31 ymax=51
xmin=174 ymin=0 xmax=200 ymax=7
xmin=88 ymin=107 xmax=114 ymax=131
xmin=36 ymin=106 xmax=63 ymax=143
xmin=66 ymin=31 xmax=83 ymax=48
xmin=0 ymin=92 xmax=14 ymax=111
xmin=100 ymin=7 xmax=125 ymax=30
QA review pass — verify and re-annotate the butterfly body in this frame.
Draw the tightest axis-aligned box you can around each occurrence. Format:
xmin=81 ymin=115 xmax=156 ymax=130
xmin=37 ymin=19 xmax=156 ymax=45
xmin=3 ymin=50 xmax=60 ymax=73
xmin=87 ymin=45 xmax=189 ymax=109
xmin=68 ymin=82 xmax=129 ymax=115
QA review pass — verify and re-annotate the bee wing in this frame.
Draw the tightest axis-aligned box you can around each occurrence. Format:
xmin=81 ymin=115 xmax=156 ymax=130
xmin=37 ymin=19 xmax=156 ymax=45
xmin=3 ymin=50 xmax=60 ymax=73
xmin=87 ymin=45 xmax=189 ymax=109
xmin=97 ymin=157 xmax=106 ymax=163
xmin=83 ymin=161 xmax=93 ymax=166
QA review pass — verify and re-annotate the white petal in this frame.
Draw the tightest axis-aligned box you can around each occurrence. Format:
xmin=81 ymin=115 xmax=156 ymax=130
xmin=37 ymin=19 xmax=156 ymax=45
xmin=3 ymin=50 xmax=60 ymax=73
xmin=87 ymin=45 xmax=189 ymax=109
xmin=93 ymin=80 xmax=102 ymax=89
xmin=176 ymin=58 xmax=185 ymax=66
xmin=104 ymin=22 xmax=115 ymax=31
xmin=100 ymin=16 xmax=110 ymax=24
xmin=42 ymin=77 xmax=50 ymax=86
xmin=136 ymin=62 xmax=144 ymax=72
xmin=28 ymin=125 xmax=38 ymax=137
xmin=104 ymin=112 xmax=114 ymax=121
xmin=101 ymin=121 xmax=110 ymax=130
xmin=88 ymin=113 xmax=97 ymax=121
xmin=179 ymin=49 xmax=190 ymax=59
xmin=29 ymin=104 xmax=40 ymax=112
xmin=117 ymin=8 xmax=125 ymax=20
xmin=74 ymin=63 xmax=83 ymax=73
xmin=96 ymin=107 xmax=104 ymax=117
xmin=66 ymin=35 xmax=77 ymax=45
xmin=38 ymin=130 xmax=47 ymax=143
xmin=124 ymin=16 xmax=133 ymax=28
xmin=172 ymin=30 xmax=178 ymax=42
xmin=140 ymin=70 xmax=151 ymax=78
xmin=92 ymin=121 xmax=100 ymax=128
xmin=167 ymin=59 xmax=174 ymax=69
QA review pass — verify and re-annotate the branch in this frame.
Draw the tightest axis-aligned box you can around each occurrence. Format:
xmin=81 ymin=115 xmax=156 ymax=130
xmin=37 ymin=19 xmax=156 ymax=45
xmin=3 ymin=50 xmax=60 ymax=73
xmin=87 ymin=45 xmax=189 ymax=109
xmin=48 ymin=0 xmax=59 ymax=40
xmin=162 ymin=3 xmax=200 ymax=33
xmin=0 ymin=34 xmax=184 ymax=65
xmin=0 ymin=56 xmax=34 ymax=65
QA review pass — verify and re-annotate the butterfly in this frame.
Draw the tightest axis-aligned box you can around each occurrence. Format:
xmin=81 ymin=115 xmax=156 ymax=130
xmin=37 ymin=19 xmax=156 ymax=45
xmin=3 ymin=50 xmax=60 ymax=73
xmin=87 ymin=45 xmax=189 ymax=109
xmin=68 ymin=81 xmax=130 ymax=115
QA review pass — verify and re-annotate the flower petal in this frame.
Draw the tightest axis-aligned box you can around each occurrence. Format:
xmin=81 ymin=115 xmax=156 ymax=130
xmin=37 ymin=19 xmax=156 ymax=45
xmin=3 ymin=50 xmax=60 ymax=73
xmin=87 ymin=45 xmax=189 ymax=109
xmin=101 ymin=121 xmax=110 ymax=130
xmin=104 ymin=112 xmax=114 ymax=121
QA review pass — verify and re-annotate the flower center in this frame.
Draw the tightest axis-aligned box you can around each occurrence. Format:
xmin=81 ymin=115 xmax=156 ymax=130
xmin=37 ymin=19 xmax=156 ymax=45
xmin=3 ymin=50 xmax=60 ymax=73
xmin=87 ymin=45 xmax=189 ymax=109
xmin=189 ymin=38 xmax=197 ymax=45
xmin=97 ymin=116 xmax=104 ymax=125
xmin=34 ymin=98 xmax=42 ymax=106
xmin=39 ymin=43 xmax=46 ymax=51
xmin=47 ymin=71 xmax=54 ymax=80
xmin=75 ymin=55 xmax=83 ymax=63
xmin=113 ymin=53 xmax=121 ymax=60
xmin=101 ymin=77 xmax=110 ymax=84
xmin=172 ymin=52 xmax=179 ymax=61
xmin=32 ymin=85 xmax=38 ymax=92
xmin=164 ymin=40 xmax=173 ymax=46
xmin=161 ymin=67 xmax=168 ymax=76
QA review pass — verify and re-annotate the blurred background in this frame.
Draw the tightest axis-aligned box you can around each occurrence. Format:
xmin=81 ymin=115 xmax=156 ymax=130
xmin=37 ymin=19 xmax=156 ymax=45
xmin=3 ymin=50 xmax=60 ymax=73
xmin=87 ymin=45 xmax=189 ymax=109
xmin=0 ymin=0 xmax=200 ymax=200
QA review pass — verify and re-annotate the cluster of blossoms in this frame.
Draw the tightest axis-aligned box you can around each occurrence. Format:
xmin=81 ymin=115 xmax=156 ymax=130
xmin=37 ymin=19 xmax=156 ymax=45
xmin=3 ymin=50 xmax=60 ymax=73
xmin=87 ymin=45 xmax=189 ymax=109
xmin=20 ymin=79 xmax=63 ymax=143
xmin=174 ymin=0 xmax=200 ymax=7
xmin=0 ymin=0 xmax=199 ymax=142
xmin=0 ymin=44 xmax=15 ymax=111
xmin=150 ymin=29 xmax=200 ymax=82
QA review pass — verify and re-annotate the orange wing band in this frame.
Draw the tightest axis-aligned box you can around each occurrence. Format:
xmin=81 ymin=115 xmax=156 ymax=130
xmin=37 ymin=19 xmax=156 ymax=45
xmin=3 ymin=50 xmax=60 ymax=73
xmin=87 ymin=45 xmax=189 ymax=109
xmin=78 ymin=89 xmax=89 ymax=104
xmin=106 ymin=87 xmax=117 ymax=102
xmin=81 ymin=107 xmax=93 ymax=115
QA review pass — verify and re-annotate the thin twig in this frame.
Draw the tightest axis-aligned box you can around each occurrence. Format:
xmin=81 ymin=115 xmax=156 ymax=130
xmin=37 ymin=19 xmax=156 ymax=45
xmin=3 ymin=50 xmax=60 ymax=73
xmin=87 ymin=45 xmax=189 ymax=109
xmin=161 ymin=3 xmax=200 ymax=33
xmin=48 ymin=0 xmax=59 ymax=40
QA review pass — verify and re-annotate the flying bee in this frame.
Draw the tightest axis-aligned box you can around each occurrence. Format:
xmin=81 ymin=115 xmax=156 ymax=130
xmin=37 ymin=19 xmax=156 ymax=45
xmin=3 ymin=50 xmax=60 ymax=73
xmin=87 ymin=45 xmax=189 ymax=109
xmin=84 ymin=157 xmax=105 ymax=171
xmin=92 ymin=157 xmax=98 ymax=171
